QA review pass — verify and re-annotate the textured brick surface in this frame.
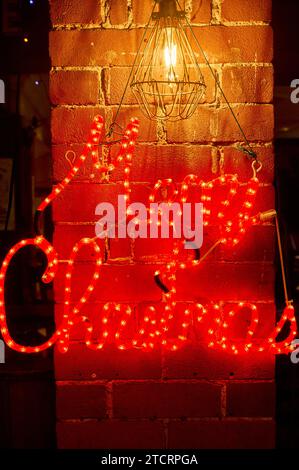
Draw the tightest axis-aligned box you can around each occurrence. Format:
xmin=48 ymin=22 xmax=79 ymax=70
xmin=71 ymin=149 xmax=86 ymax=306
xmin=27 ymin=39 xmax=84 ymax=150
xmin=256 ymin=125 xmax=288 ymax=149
xmin=50 ymin=0 xmax=275 ymax=450
xmin=190 ymin=0 xmax=212 ymax=24
xmin=113 ymin=381 xmax=222 ymax=418
xmin=50 ymin=70 xmax=100 ymax=105
xmin=168 ymin=419 xmax=275 ymax=448
xmin=50 ymin=26 xmax=273 ymax=67
xmin=222 ymin=65 xmax=273 ymax=103
xmin=50 ymin=30 xmax=145 ymax=67
xmin=109 ymin=0 xmax=128 ymax=25
xmin=222 ymin=0 xmax=272 ymax=22
xmin=191 ymin=26 xmax=273 ymax=64
xmin=55 ymin=345 xmax=162 ymax=381
xmin=227 ymin=381 xmax=275 ymax=417
xmin=166 ymin=105 xmax=274 ymax=143
xmin=222 ymin=145 xmax=274 ymax=183
xmin=50 ymin=0 xmax=102 ymax=25
xmin=51 ymin=107 xmax=105 ymax=144
xmin=175 ymin=261 xmax=275 ymax=301
xmin=131 ymin=0 xmax=153 ymax=25
xmin=108 ymin=65 xmax=216 ymax=106
xmin=54 ymin=262 xmax=162 ymax=302
xmin=57 ymin=420 xmax=165 ymax=449
xmin=163 ymin=344 xmax=275 ymax=380
xmin=56 ymin=383 xmax=107 ymax=419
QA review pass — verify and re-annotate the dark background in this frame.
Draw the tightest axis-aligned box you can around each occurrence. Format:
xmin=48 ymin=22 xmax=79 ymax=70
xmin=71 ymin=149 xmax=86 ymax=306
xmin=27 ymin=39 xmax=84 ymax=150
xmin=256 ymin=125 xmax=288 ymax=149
xmin=273 ymin=0 xmax=299 ymax=449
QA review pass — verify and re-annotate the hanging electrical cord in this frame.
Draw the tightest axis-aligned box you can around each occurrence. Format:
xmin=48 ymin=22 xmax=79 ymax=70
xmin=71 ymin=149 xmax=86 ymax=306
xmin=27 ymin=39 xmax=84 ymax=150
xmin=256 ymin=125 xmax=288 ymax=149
xmin=276 ymin=214 xmax=292 ymax=307
xmin=175 ymin=0 xmax=257 ymax=160
xmin=259 ymin=209 xmax=293 ymax=307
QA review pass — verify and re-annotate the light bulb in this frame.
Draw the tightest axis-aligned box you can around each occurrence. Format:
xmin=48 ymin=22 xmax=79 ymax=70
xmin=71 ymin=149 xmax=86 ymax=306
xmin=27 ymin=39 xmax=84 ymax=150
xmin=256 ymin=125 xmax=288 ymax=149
xmin=164 ymin=27 xmax=177 ymax=82
xmin=131 ymin=0 xmax=206 ymax=121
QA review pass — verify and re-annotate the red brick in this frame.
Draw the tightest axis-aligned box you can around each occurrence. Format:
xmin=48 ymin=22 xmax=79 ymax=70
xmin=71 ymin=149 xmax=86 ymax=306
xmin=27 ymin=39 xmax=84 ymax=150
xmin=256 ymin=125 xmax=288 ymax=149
xmin=214 ymin=105 xmax=274 ymax=142
xmin=55 ymin=344 xmax=162 ymax=380
xmin=167 ymin=105 xmax=274 ymax=143
xmin=130 ymin=182 xmax=154 ymax=206
xmin=132 ymin=0 xmax=154 ymax=25
xmin=53 ymin=183 xmax=274 ymax=246
xmin=50 ymin=178 xmax=228 ymax=222
xmin=222 ymin=65 xmax=273 ymax=104
xmin=168 ymin=419 xmax=275 ymax=448
xmin=52 ymin=183 xmax=274 ymax=253
xmin=108 ymin=238 xmax=132 ymax=260
xmin=166 ymin=106 xmax=212 ymax=143
xmin=109 ymin=143 xmax=274 ymax=185
xmin=227 ymin=381 xmax=275 ymax=417
xmin=51 ymin=107 xmax=105 ymax=145
xmin=50 ymin=26 xmax=273 ymax=68
xmin=50 ymin=70 xmax=100 ymax=105
xmin=115 ymin=107 xmax=157 ymax=142
xmin=53 ymin=224 xmax=106 ymax=260
xmin=254 ymin=184 xmax=275 ymax=211
xmin=52 ymin=143 xmax=110 ymax=183
xmin=163 ymin=343 xmax=274 ymax=380
xmin=222 ymin=145 xmax=274 ymax=184
xmin=133 ymin=238 xmax=177 ymax=262
xmin=108 ymin=67 xmax=137 ymax=105
xmin=57 ymin=420 xmax=164 ymax=449
xmin=176 ymin=261 xmax=274 ymax=302
xmin=113 ymin=381 xmax=221 ymax=418
xmin=54 ymin=263 xmax=162 ymax=303
xmin=218 ymin=225 xmax=275 ymax=262
xmin=222 ymin=0 xmax=272 ymax=22
xmin=50 ymin=0 xmax=102 ymax=25
xmin=108 ymin=65 xmax=216 ymax=106
xmin=53 ymin=179 xmax=169 ymax=223
xmin=111 ymin=144 xmax=274 ymax=184
xmin=52 ymin=183 xmax=123 ymax=222
xmin=190 ymin=0 xmax=211 ymax=24
xmin=133 ymin=0 xmax=211 ymax=25
xmin=50 ymin=29 xmax=145 ymax=67
xmin=190 ymin=25 xmax=273 ymax=64
xmin=109 ymin=0 xmax=128 ymax=25
xmin=112 ymin=145 xmax=218 ymax=183
xmin=201 ymin=66 xmax=218 ymax=103
xmin=56 ymin=382 xmax=107 ymax=419
xmin=53 ymin=256 xmax=274 ymax=303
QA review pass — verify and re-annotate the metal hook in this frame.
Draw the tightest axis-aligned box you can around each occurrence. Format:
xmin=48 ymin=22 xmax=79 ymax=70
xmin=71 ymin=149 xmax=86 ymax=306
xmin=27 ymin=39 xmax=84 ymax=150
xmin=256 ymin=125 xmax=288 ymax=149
xmin=252 ymin=159 xmax=263 ymax=178
xmin=64 ymin=150 xmax=77 ymax=168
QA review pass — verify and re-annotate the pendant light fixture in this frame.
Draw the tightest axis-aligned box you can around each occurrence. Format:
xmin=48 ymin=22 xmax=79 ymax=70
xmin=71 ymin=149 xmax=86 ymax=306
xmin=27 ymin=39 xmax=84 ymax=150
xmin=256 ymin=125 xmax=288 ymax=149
xmin=130 ymin=0 xmax=206 ymax=122
xmin=107 ymin=0 xmax=257 ymax=161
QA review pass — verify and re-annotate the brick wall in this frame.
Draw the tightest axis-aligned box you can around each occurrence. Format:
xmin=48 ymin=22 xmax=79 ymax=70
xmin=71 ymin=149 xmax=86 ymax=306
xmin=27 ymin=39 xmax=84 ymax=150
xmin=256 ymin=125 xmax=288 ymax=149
xmin=49 ymin=0 xmax=275 ymax=449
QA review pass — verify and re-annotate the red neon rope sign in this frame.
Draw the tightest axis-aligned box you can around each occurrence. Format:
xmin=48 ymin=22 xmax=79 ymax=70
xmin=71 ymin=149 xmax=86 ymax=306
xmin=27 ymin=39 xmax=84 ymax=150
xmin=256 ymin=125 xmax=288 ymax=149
xmin=0 ymin=115 xmax=297 ymax=355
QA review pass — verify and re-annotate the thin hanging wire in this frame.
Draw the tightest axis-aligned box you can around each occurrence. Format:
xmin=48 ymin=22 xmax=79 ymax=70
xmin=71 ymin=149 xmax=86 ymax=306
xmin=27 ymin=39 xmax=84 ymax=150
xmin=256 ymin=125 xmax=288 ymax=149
xmin=175 ymin=0 xmax=257 ymax=160
xmin=275 ymin=214 xmax=292 ymax=306
xmin=106 ymin=0 xmax=258 ymax=163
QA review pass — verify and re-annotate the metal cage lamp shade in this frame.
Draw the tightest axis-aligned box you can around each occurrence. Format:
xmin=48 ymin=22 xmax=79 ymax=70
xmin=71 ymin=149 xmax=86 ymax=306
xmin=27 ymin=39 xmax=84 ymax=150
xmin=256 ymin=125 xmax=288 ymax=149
xmin=130 ymin=0 xmax=206 ymax=122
